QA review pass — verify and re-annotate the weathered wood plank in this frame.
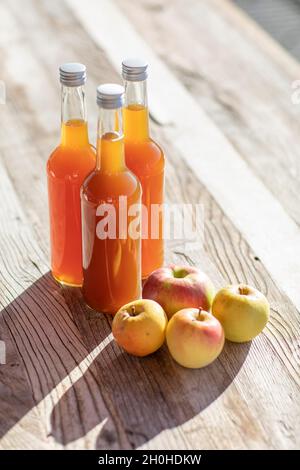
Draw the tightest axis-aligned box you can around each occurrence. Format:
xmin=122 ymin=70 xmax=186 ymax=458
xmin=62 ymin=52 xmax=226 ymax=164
xmin=0 ymin=3 xmax=129 ymax=447
xmin=0 ymin=0 xmax=299 ymax=450
xmin=117 ymin=0 xmax=300 ymax=228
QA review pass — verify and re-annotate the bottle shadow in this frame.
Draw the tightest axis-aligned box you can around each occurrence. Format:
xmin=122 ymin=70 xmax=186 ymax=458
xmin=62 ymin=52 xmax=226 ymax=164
xmin=0 ymin=272 xmax=251 ymax=449
xmin=0 ymin=272 xmax=113 ymax=446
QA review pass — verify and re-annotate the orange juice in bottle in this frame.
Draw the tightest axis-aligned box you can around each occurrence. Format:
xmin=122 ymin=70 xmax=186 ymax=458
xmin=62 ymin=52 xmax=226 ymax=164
xmin=122 ymin=59 xmax=165 ymax=278
xmin=47 ymin=63 xmax=96 ymax=287
xmin=81 ymin=84 xmax=141 ymax=313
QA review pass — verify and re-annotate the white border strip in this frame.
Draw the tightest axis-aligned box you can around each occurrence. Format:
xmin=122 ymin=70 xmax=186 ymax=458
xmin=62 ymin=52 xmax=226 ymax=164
xmin=67 ymin=0 xmax=300 ymax=311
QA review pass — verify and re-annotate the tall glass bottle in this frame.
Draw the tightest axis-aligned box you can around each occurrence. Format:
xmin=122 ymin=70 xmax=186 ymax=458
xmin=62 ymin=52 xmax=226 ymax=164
xmin=81 ymin=84 xmax=141 ymax=313
xmin=47 ymin=63 xmax=96 ymax=286
xmin=122 ymin=58 xmax=165 ymax=279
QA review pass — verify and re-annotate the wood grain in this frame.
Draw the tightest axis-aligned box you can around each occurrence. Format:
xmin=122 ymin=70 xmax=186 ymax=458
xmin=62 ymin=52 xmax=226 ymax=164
xmin=69 ymin=0 xmax=300 ymax=314
xmin=0 ymin=0 xmax=299 ymax=450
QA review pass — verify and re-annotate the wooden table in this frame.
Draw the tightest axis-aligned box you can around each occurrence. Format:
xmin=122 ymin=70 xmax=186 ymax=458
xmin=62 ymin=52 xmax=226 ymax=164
xmin=0 ymin=0 xmax=299 ymax=450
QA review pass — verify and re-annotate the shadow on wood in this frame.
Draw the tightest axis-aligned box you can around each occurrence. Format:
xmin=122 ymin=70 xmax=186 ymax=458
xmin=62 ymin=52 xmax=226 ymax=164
xmin=51 ymin=286 xmax=251 ymax=448
xmin=0 ymin=272 xmax=250 ymax=448
xmin=0 ymin=272 xmax=116 ymax=448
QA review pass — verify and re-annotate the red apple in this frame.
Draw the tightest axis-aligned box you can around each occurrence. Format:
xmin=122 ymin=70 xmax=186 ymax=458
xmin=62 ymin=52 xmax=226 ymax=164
xmin=166 ymin=308 xmax=225 ymax=368
xmin=142 ymin=265 xmax=215 ymax=319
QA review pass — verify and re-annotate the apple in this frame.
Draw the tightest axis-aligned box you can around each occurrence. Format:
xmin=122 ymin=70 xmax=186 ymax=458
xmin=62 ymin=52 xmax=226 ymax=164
xmin=166 ymin=308 xmax=225 ymax=368
xmin=112 ymin=299 xmax=168 ymax=357
xmin=212 ymin=284 xmax=270 ymax=343
xmin=142 ymin=265 xmax=215 ymax=319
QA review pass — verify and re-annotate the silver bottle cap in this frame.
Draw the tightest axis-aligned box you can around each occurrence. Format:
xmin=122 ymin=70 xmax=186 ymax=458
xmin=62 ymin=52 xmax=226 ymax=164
xmin=97 ymin=84 xmax=125 ymax=109
xmin=59 ymin=63 xmax=87 ymax=87
xmin=122 ymin=58 xmax=148 ymax=81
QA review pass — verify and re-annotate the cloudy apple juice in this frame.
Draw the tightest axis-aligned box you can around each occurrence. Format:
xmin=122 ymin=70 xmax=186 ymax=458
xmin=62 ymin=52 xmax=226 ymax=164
xmin=47 ymin=63 xmax=96 ymax=287
xmin=81 ymin=84 xmax=141 ymax=313
xmin=123 ymin=59 xmax=165 ymax=279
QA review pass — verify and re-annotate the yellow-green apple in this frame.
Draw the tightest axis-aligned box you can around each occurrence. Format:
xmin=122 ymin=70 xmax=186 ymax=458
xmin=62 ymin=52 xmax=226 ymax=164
xmin=112 ymin=299 xmax=168 ymax=357
xmin=166 ymin=308 xmax=225 ymax=368
xmin=212 ymin=284 xmax=270 ymax=343
xmin=142 ymin=265 xmax=215 ymax=319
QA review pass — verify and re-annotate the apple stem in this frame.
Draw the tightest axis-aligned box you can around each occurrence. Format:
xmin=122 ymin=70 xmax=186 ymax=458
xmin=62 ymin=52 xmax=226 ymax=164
xmin=239 ymin=285 xmax=248 ymax=295
xmin=131 ymin=306 xmax=136 ymax=316
xmin=198 ymin=308 xmax=205 ymax=321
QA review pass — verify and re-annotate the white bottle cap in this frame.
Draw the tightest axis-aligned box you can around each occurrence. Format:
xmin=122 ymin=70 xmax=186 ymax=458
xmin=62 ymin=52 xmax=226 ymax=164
xmin=97 ymin=83 xmax=125 ymax=109
xmin=59 ymin=63 xmax=86 ymax=87
xmin=122 ymin=58 xmax=148 ymax=81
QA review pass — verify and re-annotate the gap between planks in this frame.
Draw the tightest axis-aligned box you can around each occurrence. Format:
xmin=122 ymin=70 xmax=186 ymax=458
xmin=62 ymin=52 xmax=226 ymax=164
xmin=67 ymin=0 xmax=300 ymax=313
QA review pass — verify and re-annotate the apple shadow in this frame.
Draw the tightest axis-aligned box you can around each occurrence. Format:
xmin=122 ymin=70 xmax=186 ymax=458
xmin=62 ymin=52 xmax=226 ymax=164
xmin=49 ymin=292 xmax=251 ymax=448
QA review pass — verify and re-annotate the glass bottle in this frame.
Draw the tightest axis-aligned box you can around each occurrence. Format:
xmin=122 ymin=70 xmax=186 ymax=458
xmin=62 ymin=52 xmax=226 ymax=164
xmin=122 ymin=58 xmax=165 ymax=278
xmin=47 ymin=63 xmax=96 ymax=286
xmin=81 ymin=84 xmax=141 ymax=313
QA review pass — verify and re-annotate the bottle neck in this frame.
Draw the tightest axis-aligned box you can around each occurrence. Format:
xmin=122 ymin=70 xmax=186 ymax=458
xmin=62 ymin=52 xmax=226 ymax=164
xmin=96 ymin=107 xmax=125 ymax=172
xmin=60 ymin=85 xmax=89 ymax=147
xmin=123 ymin=80 xmax=149 ymax=141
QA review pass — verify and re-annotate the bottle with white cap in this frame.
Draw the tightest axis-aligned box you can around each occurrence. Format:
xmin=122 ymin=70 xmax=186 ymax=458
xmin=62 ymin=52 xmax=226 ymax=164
xmin=81 ymin=84 xmax=141 ymax=313
xmin=47 ymin=63 xmax=96 ymax=287
xmin=122 ymin=58 xmax=165 ymax=279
